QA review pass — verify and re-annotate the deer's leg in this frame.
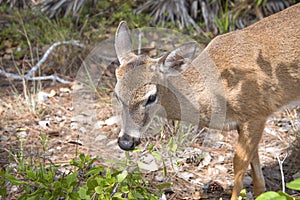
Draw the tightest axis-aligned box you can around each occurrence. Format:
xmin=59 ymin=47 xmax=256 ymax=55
xmin=250 ymin=147 xmax=266 ymax=196
xmin=231 ymin=120 xmax=265 ymax=200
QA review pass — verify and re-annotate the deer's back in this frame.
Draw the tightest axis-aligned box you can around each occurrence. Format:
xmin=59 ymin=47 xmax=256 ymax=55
xmin=206 ymin=4 xmax=300 ymax=121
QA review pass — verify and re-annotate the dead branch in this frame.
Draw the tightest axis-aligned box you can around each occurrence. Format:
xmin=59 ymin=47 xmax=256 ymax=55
xmin=0 ymin=40 xmax=85 ymax=84
xmin=277 ymin=153 xmax=288 ymax=193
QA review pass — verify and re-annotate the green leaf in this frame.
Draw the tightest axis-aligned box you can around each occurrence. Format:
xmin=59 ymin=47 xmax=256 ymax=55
xmin=157 ymin=182 xmax=172 ymax=190
xmin=46 ymin=170 xmax=54 ymax=182
xmin=0 ymin=188 xmax=6 ymax=198
xmin=162 ymin=160 xmax=167 ymax=176
xmin=69 ymin=192 xmax=80 ymax=199
xmin=87 ymin=157 xmax=98 ymax=166
xmin=277 ymin=191 xmax=296 ymax=200
xmin=286 ymin=178 xmax=300 ymax=191
xmin=112 ymin=192 xmax=123 ymax=198
xmin=5 ymin=174 xmax=26 ymax=185
xmin=256 ymin=191 xmax=286 ymax=200
xmin=148 ymin=143 xmax=154 ymax=152
xmin=54 ymin=181 xmax=61 ymax=189
xmin=66 ymin=171 xmax=77 ymax=186
xmin=167 ymin=138 xmax=178 ymax=152
xmin=87 ymin=178 xmax=98 ymax=189
xmin=70 ymin=159 xmax=80 ymax=167
xmin=151 ymin=151 xmax=162 ymax=161
xmin=94 ymin=186 xmax=103 ymax=194
xmin=78 ymin=186 xmax=89 ymax=199
xmin=26 ymin=188 xmax=46 ymax=199
xmin=106 ymin=168 xmax=111 ymax=179
xmin=130 ymin=189 xmax=144 ymax=198
xmin=85 ymin=154 xmax=91 ymax=162
xmin=26 ymin=168 xmax=36 ymax=180
xmin=239 ymin=189 xmax=247 ymax=198
xmin=132 ymin=147 xmax=142 ymax=153
xmin=120 ymin=185 xmax=129 ymax=193
xmin=86 ymin=166 xmax=104 ymax=176
xmin=79 ymin=153 xmax=86 ymax=162
xmin=117 ymin=170 xmax=128 ymax=183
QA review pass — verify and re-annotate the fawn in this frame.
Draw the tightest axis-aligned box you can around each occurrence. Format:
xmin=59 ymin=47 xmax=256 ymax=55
xmin=114 ymin=3 xmax=300 ymax=199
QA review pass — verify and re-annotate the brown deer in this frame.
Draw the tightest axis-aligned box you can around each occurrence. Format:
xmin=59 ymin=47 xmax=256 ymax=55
xmin=114 ymin=3 xmax=300 ymax=199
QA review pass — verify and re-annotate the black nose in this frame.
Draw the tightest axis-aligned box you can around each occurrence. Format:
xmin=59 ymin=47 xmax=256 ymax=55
xmin=118 ymin=133 xmax=141 ymax=151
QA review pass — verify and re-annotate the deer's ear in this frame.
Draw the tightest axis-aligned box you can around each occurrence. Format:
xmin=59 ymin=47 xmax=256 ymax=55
xmin=115 ymin=21 xmax=134 ymax=64
xmin=159 ymin=42 xmax=197 ymax=75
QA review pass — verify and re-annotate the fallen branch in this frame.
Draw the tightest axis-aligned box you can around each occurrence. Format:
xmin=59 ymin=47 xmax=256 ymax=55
xmin=0 ymin=40 xmax=85 ymax=84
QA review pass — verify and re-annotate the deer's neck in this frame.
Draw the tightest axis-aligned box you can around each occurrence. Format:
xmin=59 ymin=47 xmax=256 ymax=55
xmin=157 ymin=75 xmax=218 ymax=128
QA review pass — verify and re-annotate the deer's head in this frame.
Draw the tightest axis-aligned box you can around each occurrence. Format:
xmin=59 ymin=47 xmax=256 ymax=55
xmin=114 ymin=21 xmax=197 ymax=151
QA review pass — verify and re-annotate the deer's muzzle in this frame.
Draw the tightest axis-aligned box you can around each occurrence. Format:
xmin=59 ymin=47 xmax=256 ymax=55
xmin=118 ymin=133 xmax=141 ymax=151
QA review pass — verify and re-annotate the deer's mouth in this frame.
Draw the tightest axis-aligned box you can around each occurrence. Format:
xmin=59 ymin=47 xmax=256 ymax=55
xmin=118 ymin=133 xmax=141 ymax=151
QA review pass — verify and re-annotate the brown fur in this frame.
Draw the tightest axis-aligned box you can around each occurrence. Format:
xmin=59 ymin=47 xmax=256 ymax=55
xmin=114 ymin=4 xmax=300 ymax=199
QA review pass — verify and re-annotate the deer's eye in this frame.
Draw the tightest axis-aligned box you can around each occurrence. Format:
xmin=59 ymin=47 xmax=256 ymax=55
xmin=145 ymin=93 xmax=157 ymax=106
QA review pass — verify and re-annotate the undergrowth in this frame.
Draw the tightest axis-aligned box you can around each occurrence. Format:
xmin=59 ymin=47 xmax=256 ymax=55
xmin=0 ymin=134 xmax=166 ymax=200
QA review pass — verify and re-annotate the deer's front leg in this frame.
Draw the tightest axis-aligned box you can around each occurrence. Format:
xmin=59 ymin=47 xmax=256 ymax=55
xmin=231 ymin=120 xmax=265 ymax=200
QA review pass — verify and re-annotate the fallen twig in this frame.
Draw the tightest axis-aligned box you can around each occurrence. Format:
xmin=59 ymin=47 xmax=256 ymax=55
xmin=277 ymin=153 xmax=288 ymax=193
xmin=0 ymin=40 xmax=85 ymax=84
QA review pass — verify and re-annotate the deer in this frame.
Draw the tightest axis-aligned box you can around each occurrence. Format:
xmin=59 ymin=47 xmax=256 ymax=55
xmin=113 ymin=3 xmax=300 ymax=200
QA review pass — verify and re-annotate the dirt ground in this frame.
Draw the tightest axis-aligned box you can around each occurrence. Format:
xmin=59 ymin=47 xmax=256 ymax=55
xmin=1 ymin=61 xmax=300 ymax=199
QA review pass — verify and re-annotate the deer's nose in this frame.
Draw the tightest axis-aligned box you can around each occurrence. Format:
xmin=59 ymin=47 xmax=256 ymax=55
xmin=118 ymin=133 xmax=141 ymax=151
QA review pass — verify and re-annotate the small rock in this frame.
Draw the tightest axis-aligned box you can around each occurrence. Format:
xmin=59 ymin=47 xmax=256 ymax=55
xmin=264 ymin=127 xmax=277 ymax=136
xmin=178 ymin=171 xmax=194 ymax=181
xmin=11 ymin=185 xmax=18 ymax=192
xmin=95 ymin=134 xmax=107 ymax=141
xmin=16 ymin=131 xmax=27 ymax=139
xmin=243 ymin=175 xmax=253 ymax=187
xmin=215 ymin=164 xmax=228 ymax=174
xmin=79 ymin=127 xmax=87 ymax=133
xmin=158 ymin=193 xmax=167 ymax=200
xmin=71 ymin=115 xmax=93 ymax=124
xmin=278 ymin=126 xmax=290 ymax=132
xmin=105 ymin=116 xmax=119 ymax=125
xmin=3 ymin=54 xmax=11 ymax=60
xmin=70 ymin=122 xmax=79 ymax=130
xmin=59 ymin=87 xmax=71 ymax=93
xmin=107 ymin=139 xmax=118 ymax=146
xmin=206 ymin=166 xmax=219 ymax=176
xmin=39 ymin=120 xmax=50 ymax=128
xmin=37 ymin=91 xmax=49 ymax=102
xmin=94 ymin=121 xmax=105 ymax=129
xmin=199 ymin=153 xmax=212 ymax=167
xmin=292 ymin=171 xmax=300 ymax=179
xmin=216 ymin=155 xmax=225 ymax=163
xmin=138 ymin=154 xmax=159 ymax=171
xmin=0 ymin=135 xmax=9 ymax=142
xmin=246 ymin=191 xmax=254 ymax=199
xmin=155 ymin=173 xmax=165 ymax=182
xmin=48 ymin=89 xmax=56 ymax=97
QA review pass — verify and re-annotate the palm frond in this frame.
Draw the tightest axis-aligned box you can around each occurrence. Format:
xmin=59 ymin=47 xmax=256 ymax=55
xmin=136 ymin=0 xmax=202 ymax=33
xmin=38 ymin=0 xmax=95 ymax=18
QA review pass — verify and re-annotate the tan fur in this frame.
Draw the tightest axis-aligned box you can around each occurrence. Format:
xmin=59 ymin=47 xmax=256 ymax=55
xmin=114 ymin=4 xmax=300 ymax=199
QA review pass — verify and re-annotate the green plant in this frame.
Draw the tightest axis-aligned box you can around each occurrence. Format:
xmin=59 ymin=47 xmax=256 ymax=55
xmin=0 ymin=168 xmax=6 ymax=198
xmin=256 ymin=178 xmax=300 ymax=200
xmin=4 ymin=149 xmax=164 ymax=199
xmin=214 ymin=0 xmax=235 ymax=34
